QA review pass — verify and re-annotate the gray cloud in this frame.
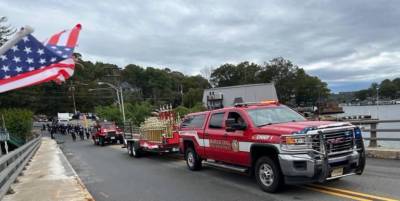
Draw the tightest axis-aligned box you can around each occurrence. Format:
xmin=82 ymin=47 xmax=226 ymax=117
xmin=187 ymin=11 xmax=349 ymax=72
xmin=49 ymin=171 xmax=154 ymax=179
xmin=1 ymin=0 xmax=400 ymax=92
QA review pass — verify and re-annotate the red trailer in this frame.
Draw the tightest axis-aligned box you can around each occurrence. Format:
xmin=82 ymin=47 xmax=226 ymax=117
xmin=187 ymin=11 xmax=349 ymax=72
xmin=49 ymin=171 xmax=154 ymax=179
xmin=124 ymin=106 xmax=181 ymax=157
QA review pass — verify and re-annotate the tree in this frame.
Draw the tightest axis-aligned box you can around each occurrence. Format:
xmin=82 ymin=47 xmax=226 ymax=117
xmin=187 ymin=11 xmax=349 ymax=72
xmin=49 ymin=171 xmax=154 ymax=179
xmin=1 ymin=108 xmax=33 ymax=141
xmin=379 ymin=79 xmax=397 ymax=99
xmin=125 ymin=102 xmax=152 ymax=126
xmin=210 ymin=62 xmax=261 ymax=87
xmin=355 ymin=89 xmax=370 ymax=101
xmin=257 ymin=57 xmax=299 ymax=103
xmin=95 ymin=105 xmax=122 ymax=125
xmin=0 ymin=17 xmax=16 ymax=46
xmin=183 ymin=88 xmax=203 ymax=108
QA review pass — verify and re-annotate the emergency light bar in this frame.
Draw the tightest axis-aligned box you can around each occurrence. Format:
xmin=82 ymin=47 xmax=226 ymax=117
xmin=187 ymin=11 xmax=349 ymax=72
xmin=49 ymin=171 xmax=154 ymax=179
xmin=234 ymin=100 xmax=279 ymax=107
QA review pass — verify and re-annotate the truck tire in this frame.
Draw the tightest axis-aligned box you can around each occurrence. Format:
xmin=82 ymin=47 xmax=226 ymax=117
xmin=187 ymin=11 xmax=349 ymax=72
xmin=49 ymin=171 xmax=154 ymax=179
xmin=127 ymin=142 xmax=134 ymax=157
xmin=132 ymin=142 xmax=141 ymax=158
xmin=185 ymin=147 xmax=202 ymax=171
xmin=255 ymin=156 xmax=283 ymax=193
xmin=99 ymin=137 xmax=105 ymax=146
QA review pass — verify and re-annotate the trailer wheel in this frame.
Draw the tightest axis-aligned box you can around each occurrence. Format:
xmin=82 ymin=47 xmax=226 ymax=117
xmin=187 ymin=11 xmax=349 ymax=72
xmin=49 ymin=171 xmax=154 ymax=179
xmin=185 ymin=147 xmax=202 ymax=171
xmin=130 ymin=142 xmax=141 ymax=158
xmin=255 ymin=156 xmax=282 ymax=193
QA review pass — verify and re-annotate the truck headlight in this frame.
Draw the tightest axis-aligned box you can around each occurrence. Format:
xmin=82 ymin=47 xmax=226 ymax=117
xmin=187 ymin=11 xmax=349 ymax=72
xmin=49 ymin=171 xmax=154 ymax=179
xmin=281 ymin=135 xmax=312 ymax=151
xmin=354 ymin=127 xmax=362 ymax=139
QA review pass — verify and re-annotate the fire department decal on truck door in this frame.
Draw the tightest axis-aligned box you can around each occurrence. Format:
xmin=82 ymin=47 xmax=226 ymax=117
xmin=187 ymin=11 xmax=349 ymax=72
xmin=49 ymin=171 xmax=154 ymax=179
xmin=209 ymin=139 xmax=231 ymax=150
xmin=231 ymin=140 xmax=239 ymax=152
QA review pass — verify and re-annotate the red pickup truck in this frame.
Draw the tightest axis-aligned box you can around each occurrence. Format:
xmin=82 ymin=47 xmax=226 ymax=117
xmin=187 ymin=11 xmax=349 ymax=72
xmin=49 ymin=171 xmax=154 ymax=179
xmin=179 ymin=101 xmax=365 ymax=193
xmin=93 ymin=122 xmax=124 ymax=146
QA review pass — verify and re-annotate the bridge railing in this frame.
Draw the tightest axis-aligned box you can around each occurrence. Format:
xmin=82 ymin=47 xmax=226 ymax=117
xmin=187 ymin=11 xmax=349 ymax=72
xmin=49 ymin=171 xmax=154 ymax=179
xmin=0 ymin=136 xmax=41 ymax=199
xmin=347 ymin=119 xmax=400 ymax=147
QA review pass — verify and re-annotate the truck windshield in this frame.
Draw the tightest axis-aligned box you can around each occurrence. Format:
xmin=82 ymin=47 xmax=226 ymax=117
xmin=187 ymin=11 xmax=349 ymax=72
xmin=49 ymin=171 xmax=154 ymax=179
xmin=246 ymin=106 xmax=306 ymax=127
xmin=100 ymin=123 xmax=115 ymax=129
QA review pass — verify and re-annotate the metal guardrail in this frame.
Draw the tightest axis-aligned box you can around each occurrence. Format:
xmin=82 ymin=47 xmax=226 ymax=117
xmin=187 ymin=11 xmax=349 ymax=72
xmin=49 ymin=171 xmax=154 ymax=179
xmin=347 ymin=119 xmax=400 ymax=147
xmin=0 ymin=137 xmax=41 ymax=199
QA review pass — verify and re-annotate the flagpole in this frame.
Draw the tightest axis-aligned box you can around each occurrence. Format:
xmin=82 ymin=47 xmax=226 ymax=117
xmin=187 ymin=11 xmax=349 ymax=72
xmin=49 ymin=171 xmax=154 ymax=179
xmin=0 ymin=26 xmax=34 ymax=56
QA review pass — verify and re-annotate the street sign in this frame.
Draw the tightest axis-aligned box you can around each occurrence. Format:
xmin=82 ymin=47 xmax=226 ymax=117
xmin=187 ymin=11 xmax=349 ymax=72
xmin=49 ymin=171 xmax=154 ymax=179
xmin=0 ymin=129 xmax=10 ymax=141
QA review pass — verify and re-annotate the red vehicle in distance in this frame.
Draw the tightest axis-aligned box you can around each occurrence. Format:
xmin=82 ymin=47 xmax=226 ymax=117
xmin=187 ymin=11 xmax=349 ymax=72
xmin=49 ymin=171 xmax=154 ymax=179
xmin=179 ymin=101 xmax=366 ymax=193
xmin=92 ymin=121 xmax=124 ymax=146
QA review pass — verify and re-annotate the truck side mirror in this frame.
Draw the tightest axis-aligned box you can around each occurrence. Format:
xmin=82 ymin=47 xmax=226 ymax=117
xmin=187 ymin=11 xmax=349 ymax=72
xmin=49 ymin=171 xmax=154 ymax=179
xmin=225 ymin=118 xmax=246 ymax=132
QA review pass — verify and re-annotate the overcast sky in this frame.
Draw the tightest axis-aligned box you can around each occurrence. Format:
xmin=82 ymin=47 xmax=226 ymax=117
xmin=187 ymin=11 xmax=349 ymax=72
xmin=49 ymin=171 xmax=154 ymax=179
xmin=2 ymin=0 xmax=400 ymax=92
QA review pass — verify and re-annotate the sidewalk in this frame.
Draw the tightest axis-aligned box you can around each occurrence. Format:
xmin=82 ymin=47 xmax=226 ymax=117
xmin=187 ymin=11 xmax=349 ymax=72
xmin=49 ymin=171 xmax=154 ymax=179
xmin=366 ymin=147 xmax=400 ymax=160
xmin=3 ymin=137 xmax=94 ymax=201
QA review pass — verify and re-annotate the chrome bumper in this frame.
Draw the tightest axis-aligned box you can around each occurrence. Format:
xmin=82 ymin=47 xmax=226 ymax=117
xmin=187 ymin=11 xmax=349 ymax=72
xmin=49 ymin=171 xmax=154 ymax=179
xmin=278 ymin=151 xmax=360 ymax=181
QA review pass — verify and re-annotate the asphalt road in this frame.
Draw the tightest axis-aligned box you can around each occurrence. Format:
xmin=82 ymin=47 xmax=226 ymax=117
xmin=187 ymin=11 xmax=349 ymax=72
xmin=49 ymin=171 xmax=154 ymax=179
xmin=53 ymin=133 xmax=400 ymax=201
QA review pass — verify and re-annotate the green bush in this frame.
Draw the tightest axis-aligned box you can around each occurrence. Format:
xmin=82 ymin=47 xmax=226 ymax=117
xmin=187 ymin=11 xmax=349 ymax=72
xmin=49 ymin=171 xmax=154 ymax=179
xmin=125 ymin=102 xmax=152 ymax=126
xmin=189 ymin=102 xmax=206 ymax=113
xmin=174 ymin=106 xmax=190 ymax=117
xmin=95 ymin=102 xmax=153 ymax=126
xmin=95 ymin=105 xmax=122 ymax=125
xmin=0 ymin=108 xmax=33 ymax=141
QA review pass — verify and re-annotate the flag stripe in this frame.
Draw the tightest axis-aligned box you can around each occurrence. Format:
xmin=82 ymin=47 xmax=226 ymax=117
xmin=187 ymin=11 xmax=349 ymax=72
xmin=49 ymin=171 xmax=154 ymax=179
xmin=66 ymin=24 xmax=82 ymax=47
xmin=0 ymin=65 xmax=73 ymax=93
xmin=0 ymin=58 xmax=74 ymax=85
xmin=47 ymin=30 xmax=66 ymax=45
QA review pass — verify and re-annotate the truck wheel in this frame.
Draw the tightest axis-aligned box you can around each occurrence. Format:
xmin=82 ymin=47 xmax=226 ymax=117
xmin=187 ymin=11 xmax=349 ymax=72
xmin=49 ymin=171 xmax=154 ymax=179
xmin=131 ymin=142 xmax=141 ymax=158
xmin=99 ymin=137 xmax=105 ymax=146
xmin=255 ymin=156 xmax=283 ymax=193
xmin=185 ymin=147 xmax=202 ymax=171
xmin=127 ymin=143 xmax=133 ymax=157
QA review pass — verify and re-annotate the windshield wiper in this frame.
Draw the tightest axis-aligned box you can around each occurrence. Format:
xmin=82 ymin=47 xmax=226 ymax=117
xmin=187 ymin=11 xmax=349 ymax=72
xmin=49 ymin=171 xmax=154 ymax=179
xmin=257 ymin=122 xmax=275 ymax=127
xmin=257 ymin=120 xmax=300 ymax=127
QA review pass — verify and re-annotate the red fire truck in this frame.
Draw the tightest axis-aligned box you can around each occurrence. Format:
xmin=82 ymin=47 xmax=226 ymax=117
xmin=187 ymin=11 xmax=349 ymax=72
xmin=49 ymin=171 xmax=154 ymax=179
xmin=124 ymin=106 xmax=181 ymax=157
xmin=92 ymin=121 xmax=124 ymax=146
xmin=179 ymin=101 xmax=366 ymax=193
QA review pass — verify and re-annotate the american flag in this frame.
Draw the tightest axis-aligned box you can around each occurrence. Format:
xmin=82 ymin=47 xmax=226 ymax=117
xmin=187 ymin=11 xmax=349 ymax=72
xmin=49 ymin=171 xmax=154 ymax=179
xmin=0 ymin=24 xmax=82 ymax=93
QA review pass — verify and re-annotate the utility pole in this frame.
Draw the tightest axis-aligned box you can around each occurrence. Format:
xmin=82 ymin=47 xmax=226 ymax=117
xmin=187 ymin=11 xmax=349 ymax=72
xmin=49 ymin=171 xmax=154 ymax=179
xmin=69 ymin=82 xmax=77 ymax=114
xmin=120 ymin=86 xmax=126 ymax=123
xmin=98 ymin=82 xmax=126 ymax=123
xmin=180 ymin=84 xmax=184 ymax=106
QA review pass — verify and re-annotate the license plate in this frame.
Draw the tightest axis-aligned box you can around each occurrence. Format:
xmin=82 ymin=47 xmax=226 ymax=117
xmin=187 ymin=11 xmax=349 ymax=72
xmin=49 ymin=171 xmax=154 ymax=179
xmin=331 ymin=167 xmax=343 ymax=177
xmin=110 ymin=137 xmax=115 ymax=140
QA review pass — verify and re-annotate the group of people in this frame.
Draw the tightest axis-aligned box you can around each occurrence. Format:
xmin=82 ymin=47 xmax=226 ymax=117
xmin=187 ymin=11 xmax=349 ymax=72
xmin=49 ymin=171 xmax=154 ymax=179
xmin=42 ymin=123 xmax=92 ymax=141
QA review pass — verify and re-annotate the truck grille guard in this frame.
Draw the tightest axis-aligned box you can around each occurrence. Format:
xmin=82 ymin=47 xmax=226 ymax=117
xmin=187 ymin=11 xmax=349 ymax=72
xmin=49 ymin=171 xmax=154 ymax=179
xmin=280 ymin=123 xmax=359 ymax=157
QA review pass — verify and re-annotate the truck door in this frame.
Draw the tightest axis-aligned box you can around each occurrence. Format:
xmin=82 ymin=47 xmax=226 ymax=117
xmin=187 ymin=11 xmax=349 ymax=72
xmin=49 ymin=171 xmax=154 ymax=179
xmin=225 ymin=110 xmax=251 ymax=166
xmin=204 ymin=111 xmax=231 ymax=162
xmin=180 ymin=114 xmax=208 ymax=157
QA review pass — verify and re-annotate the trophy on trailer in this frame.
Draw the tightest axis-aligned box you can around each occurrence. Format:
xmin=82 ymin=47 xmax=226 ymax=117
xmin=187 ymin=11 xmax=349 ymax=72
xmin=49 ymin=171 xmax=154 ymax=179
xmin=124 ymin=104 xmax=181 ymax=157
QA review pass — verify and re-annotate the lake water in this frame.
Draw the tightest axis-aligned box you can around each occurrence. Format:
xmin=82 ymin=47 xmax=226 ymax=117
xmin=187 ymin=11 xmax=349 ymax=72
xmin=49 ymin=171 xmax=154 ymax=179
xmin=340 ymin=105 xmax=400 ymax=148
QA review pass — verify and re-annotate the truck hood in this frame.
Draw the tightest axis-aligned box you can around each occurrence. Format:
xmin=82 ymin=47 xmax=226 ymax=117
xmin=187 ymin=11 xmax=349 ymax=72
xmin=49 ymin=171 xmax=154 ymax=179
xmin=257 ymin=121 xmax=338 ymax=135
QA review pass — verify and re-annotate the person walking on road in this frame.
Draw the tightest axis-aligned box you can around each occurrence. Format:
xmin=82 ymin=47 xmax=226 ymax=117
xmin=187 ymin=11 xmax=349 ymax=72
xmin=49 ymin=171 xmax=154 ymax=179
xmin=85 ymin=127 xmax=90 ymax=140
xmin=79 ymin=125 xmax=84 ymax=140
xmin=50 ymin=125 xmax=55 ymax=139
xmin=71 ymin=129 xmax=77 ymax=142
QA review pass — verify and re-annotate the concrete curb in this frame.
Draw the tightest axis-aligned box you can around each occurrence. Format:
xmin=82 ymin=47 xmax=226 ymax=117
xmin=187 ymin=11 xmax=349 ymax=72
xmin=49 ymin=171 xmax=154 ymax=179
xmin=56 ymin=142 xmax=95 ymax=201
xmin=366 ymin=148 xmax=400 ymax=160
